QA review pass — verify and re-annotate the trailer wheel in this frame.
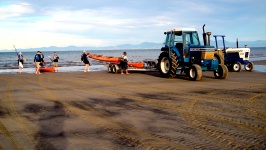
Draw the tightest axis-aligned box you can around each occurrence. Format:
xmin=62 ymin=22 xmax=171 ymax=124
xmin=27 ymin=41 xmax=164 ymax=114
xmin=188 ymin=64 xmax=202 ymax=81
xmin=214 ymin=64 xmax=228 ymax=79
xmin=108 ymin=65 xmax=113 ymax=73
xmin=158 ymin=51 xmax=178 ymax=78
xmin=232 ymin=61 xmax=242 ymax=72
xmin=112 ymin=65 xmax=118 ymax=74
xmin=244 ymin=61 xmax=254 ymax=72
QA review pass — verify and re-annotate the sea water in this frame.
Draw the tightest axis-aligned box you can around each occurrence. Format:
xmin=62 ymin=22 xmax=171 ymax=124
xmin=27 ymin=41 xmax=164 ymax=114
xmin=0 ymin=48 xmax=265 ymax=74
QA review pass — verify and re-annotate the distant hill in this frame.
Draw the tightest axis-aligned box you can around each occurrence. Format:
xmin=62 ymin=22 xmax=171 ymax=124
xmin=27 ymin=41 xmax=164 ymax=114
xmin=209 ymin=40 xmax=266 ymax=48
xmin=1 ymin=40 xmax=265 ymax=52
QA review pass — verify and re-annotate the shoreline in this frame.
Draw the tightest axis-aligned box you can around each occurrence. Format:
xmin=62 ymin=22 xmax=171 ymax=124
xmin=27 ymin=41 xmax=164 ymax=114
xmin=1 ymin=59 xmax=266 ymax=74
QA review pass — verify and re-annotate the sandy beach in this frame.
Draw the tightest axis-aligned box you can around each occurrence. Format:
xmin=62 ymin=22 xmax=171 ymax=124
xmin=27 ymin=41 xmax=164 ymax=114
xmin=0 ymin=70 xmax=265 ymax=150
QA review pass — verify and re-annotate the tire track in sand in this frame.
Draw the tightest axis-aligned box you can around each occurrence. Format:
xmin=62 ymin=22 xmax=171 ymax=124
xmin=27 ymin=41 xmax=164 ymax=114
xmin=0 ymin=76 xmax=33 ymax=150
xmin=17 ymin=73 xmax=190 ymax=149
xmin=42 ymin=74 xmax=266 ymax=149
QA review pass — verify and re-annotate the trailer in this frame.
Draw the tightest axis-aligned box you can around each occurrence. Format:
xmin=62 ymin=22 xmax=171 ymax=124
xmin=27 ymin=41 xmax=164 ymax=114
xmin=107 ymin=59 xmax=158 ymax=74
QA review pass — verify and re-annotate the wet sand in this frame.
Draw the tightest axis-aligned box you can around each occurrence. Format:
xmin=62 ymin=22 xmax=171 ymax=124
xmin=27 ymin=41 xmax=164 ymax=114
xmin=0 ymin=70 xmax=265 ymax=149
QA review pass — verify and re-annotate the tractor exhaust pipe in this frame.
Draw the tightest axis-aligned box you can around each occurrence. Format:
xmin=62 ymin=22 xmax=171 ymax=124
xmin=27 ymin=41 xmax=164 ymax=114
xmin=207 ymin=32 xmax=212 ymax=46
xmin=202 ymin=24 xmax=207 ymax=46
xmin=236 ymin=38 xmax=239 ymax=48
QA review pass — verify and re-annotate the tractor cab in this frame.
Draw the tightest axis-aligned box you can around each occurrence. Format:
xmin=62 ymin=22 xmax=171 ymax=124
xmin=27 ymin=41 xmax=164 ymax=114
xmin=163 ymin=28 xmax=215 ymax=65
xmin=163 ymin=28 xmax=200 ymax=60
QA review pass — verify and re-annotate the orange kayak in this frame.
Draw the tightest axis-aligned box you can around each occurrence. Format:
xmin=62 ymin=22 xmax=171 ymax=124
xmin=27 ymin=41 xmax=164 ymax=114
xmin=89 ymin=54 xmax=120 ymax=62
xmin=40 ymin=67 xmax=55 ymax=72
xmin=89 ymin=54 xmax=144 ymax=68
xmin=128 ymin=62 xmax=144 ymax=68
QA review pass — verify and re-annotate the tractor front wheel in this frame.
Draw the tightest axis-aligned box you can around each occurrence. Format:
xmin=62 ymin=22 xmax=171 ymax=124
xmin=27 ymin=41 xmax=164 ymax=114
xmin=232 ymin=61 xmax=242 ymax=72
xmin=214 ymin=64 xmax=228 ymax=79
xmin=244 ymin=61 xmax=254 ymax=71
xmin=214 ymin=53 xmax=224 ymax=64
xmin=188 ymin=64 xmax=202 ymax=81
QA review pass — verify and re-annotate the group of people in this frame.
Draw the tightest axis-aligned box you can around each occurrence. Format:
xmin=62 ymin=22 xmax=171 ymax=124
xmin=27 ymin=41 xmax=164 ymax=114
xmin=17 ymin=51 xmax=59 ymax=74
xmin=17 ymin=50 xmax=129 ymax=74
xmin=33 ymin=51 xmax=59 ymax=74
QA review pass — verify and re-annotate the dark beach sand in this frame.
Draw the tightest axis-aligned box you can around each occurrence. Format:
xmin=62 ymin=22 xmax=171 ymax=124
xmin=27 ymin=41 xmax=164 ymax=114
xmin=0 ymin=69 xmax=265 ymax=149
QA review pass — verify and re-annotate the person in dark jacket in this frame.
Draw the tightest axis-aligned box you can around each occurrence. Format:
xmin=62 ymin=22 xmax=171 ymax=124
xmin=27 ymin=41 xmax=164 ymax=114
xmin=34 ymin=51 xmax=41 ymax=74
xmin=81 ymin=50 xmax=90 ymax=72
xmin=120 ymin=51 xmax=129 ymax=74
xmin=39 ymin=51 xmax=45 ymax=66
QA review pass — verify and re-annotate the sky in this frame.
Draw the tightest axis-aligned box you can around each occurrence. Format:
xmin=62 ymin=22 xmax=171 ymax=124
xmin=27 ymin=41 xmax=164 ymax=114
xmin=0 ymin=0 xmax=265 ymax=50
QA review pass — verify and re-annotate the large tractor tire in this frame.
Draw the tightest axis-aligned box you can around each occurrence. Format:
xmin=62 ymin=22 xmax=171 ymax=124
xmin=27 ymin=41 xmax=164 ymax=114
xmin=214 ymin=64 xmax=228 ymax=79
xmin=158 ymin=51 xmax=179 ymax=78
xmin=188 ymin=64 xmax=202 ymax=81
xmin=244 ymin=61 xmax=254 ymax=72
xmin=231 ymin=61 xmax=242 ymax=72
xmin=214 ymin=53 xmax=224 ymax=64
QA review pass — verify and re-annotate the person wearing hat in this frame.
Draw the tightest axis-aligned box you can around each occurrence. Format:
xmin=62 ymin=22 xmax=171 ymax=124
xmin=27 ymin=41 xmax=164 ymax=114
xmin=81 ymin=50 xmax=90 ymax=72
xmin=17 ymin=52 xmax=24 ymax=73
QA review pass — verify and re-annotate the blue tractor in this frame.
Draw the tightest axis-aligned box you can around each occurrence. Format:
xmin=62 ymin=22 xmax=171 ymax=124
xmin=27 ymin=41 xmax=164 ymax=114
xmin=213 ymin=35 xmax=254 ymax=72
xmin=158 ymin=26 xmax=228 ymax=81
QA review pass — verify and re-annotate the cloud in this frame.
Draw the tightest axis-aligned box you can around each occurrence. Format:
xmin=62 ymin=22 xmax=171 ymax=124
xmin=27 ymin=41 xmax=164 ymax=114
xmin=0 ymin=3 xmax=34 ymax=19
xmin=0 ymin=0 xmax=265 ymax=50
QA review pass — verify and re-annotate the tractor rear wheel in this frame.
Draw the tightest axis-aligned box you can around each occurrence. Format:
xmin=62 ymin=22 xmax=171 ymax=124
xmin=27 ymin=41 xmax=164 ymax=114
xmin=158 ymin=51 xmax=178 ymax=78
xmin=188 ymin=64 xmax=202 ymax=81
xmin=214 ymin=64 xmax=228 ymax=79
xmin=232 ymin=61 xmax=242 ymax=72
xmin=244 ymin=61 xmax=254 ymax=71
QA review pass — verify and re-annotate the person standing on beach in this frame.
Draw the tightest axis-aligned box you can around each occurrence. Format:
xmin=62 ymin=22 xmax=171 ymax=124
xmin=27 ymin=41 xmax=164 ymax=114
xmin=81 ymin=50 xmax=90 ymax=72
xmin=17 ymin=52 xmax=24 ymax=73
xmin=120 ymin=51 xmax=129 ymax=74
xmin=52 ymin=52 xmax=59 ymax=72
xmin=40 ymin=51 xmax=45 ymax=66
xmin=34 ymin=51 xmax=41 ymax=74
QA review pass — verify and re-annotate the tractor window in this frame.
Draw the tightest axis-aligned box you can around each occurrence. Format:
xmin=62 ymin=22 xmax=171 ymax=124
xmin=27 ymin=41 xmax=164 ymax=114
xmin=164 ymin=33 xmax=171 ymax=47
xmin=191 ymin=32 xmax=200 ymax=46
xmin=184 ymin=32 xmax=200 ymax=46
xmin=174 ymin=32 xmax=182 ymax=45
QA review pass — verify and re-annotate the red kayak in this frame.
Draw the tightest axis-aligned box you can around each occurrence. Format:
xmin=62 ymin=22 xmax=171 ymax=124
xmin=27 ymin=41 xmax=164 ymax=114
xmin=128 ymin=62 xmax=144 ymax=68
xmin=89 ymin=54 xmax=120 ymax=62
xmin=89 ymin=54 xmax=144 ymax=68
xmin=39 ymin=67 xmax=55 ymax=72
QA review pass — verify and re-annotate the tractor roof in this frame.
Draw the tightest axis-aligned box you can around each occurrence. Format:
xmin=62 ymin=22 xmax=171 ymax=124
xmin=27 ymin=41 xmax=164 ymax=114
xmin=166 ymin=28 xmax=197 ymax=32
